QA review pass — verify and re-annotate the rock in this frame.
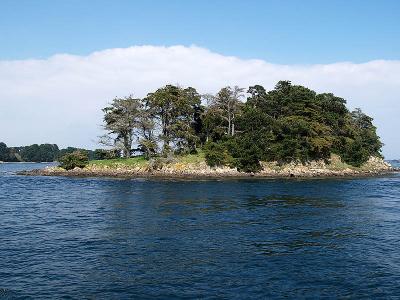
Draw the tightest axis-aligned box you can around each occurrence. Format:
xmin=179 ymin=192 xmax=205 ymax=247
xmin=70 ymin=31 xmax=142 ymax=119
xmin=18 ymin=155 xmax=396 ymax=179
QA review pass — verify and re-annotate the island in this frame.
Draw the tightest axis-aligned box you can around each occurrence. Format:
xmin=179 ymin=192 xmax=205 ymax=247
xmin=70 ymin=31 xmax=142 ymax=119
xmin=20 ymin=81 xmax=395 ymax=178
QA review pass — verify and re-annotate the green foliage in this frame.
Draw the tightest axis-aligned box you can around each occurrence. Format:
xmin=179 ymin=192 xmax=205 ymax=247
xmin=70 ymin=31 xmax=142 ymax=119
xmin=59 ymin=151 xmax=89 ymax=170
xmin=18 ymin=144 xmax=59 ymax=162
xmin=3 ymin=81 xmax=383 ymax=172
xmin=203 ymin=141 xmax=234 ymax=168
xmin=138 ymin=138 xmax=158 ymax=160
xmin=0 ymin=143 xmax=97 ymax=162
xmin=58 ymin=147 xmax=78 ymax=158
xmin=177 ymin=150 xmax=205 ymax=164
xmin=58 ymin=147 xmax=95 ymax=161
xmin=89 ymin=156 xmax=147 ymax=168
xmin=203 ymin=137 xmax=261 ymax=173
xmin=340 ymin=138 xmax=370 ymax=167
xmin=200 ymin=107 xmax=226 ymax=143
xmin=96 ymin=81 xmax=383 ymax=172
xmin=0 ymin=142 xmax=10 ymax=161
xmin=202 ymin=81 xmax=381 ymax=170
xmin=209 ymin=86 xmax=244 ymax=136
xmin=230 ymin=138 xmax=262 ymax=173
xmin=145 ymin=85 xmax=201 ymax=153
xmin=103 ymin=96 xmax=142 ymax=158
xmin=93 ymin=149 xmax=120 ymax=160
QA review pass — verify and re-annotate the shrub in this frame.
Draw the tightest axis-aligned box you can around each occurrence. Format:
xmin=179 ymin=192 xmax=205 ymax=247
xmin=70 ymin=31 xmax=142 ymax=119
xmin=235 ymin=146 xmax=262 ymax=173
xmin=148 ymin=157 xmax=164 ymax=170
xmin=341 ymin=139 xmax=370 ymax=167
xmin=204 ymin=141 xmax=234 ymax=168
xmin=229 ymin=138 xmax=262 ymax=173
xmin=59 ymin=151 xmax=89 ymax=170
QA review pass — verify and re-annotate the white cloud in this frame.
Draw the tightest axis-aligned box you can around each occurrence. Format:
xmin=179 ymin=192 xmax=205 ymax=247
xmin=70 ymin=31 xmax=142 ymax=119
xmin=0 ymin=45 xmax=399 ymax=158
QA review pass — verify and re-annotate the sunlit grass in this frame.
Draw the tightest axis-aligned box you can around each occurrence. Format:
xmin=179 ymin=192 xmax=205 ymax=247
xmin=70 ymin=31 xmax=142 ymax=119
xmin=88 ymin=151 xmax=206 ymax=168
xmin=175 ymin=150 xmax=205 ymax=164
xmin=328 ymin=154 xmax=356 ymax=170
xmin=89 ymin=156 xmax=148 ymax=167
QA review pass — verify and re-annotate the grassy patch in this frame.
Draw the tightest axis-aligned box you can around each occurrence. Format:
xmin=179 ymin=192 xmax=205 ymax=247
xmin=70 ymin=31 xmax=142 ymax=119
xmin=327 ymin=154 xmax=356 ymax=170
xmin=89 ymin=156 xmax=148 ymax=168
xmin=88 ymin=151 xmax=206 ymax=169
xmin=175 ymin=150 xmax=206 ymax=164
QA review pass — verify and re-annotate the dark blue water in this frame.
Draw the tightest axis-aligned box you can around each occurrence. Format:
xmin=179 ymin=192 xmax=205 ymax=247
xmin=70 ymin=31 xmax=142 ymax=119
xmin=1 ymin=162 xmax=400 ymax=299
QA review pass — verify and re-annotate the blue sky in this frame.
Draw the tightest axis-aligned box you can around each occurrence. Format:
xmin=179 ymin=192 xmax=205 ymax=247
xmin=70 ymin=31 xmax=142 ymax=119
xmin=0 ymin=1 xmax=399 ymax=158
xmin=1 ymin=0 xmax=399 ymax=63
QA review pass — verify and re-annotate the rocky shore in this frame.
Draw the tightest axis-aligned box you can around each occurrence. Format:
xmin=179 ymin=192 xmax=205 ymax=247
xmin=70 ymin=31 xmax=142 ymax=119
xmin=19 ymin=156 xmax=396 ymax=179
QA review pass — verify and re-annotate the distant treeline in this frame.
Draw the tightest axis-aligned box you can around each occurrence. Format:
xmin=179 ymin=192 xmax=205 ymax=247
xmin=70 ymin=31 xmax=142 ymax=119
xmin=0 ymin=143 xmax=119 ymax=162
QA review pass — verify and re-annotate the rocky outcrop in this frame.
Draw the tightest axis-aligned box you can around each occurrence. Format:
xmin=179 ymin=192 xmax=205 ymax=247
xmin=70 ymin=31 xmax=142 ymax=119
xmin=259 ymin=155 xmax=393 ymax=177
xmin=19 ymin=155 xmax=396 ymax=179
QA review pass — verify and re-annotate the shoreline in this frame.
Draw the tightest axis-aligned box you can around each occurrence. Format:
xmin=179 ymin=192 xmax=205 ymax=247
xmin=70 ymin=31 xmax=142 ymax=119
xmin=18 ymin=167 xmax=398 ymax=180
xmin=16 ymin=156 xmax=397 ymax=180
xmin=17 ymin=170 xmax=398 ymax=180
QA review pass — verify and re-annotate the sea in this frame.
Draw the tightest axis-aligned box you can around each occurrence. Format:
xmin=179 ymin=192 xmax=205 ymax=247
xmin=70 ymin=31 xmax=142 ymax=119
xmin=0 ymin=161 xmax=400 ymax=299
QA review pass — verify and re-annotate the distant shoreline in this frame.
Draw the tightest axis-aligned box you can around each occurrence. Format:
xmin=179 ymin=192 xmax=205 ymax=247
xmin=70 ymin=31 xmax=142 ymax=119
xmin=0 ymin=161 xmax=55 ymax=164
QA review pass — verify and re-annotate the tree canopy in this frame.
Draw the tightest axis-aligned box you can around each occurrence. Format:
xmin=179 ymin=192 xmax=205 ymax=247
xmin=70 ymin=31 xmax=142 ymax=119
xmin=99 ymin=81 xmax=383 ymax=171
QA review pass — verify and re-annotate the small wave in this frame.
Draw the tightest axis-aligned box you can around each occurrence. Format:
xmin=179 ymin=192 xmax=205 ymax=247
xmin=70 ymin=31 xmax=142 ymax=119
xmin=0 ymin=288 xmax=17 ymax=299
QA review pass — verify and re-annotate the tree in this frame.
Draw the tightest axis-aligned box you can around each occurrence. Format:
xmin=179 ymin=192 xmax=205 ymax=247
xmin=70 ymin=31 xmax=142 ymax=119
xmin=145 ymin=85 xmax=201 ymax=154
xmin=247 ymin=85 xmax=268 ymax=110
xmin=136 ymin=102 xmax=158 ymax=159
xmin=339 ymin=108 xmax=382 ymax=166
xmin=103 ymin=96 xmax=141 ymax=158
xmin=94 ymin=82 xmax=383 ymax=171
xmin=19 ymin=144 xmax=40 ymax=162
xmin=235 ymin=105 xmax=276 ymax=161
xmin=203 ymin=141 xmax=233 ymax=167
xmin=210 ymin=82 xmax=383 ymax=170
xmin=209 ymin=86 xmax=244 ymax=136
xmin=200 ymin=108 xmax=225 ymax=143
xmin=93 ymin=149 xmax=120 ymax=160
xmin=0 ymin=142 xmax=9 ymax=161
xmin=145 ymin=85 xmax=179 ymax=152
xmin=59 ymin=151 xmax=89 ymax=170
xmin=35 ymin=144 xmax=59 ymax=162
xmin=58 ymin=147 xmax=79 ymax=158
xmin=233 ymin=138 xmax=262 ymax=173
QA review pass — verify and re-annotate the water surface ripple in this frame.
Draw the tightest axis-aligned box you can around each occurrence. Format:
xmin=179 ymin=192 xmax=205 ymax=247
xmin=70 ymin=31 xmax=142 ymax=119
xmin=1 ymin=163 xmax=400 ymax=299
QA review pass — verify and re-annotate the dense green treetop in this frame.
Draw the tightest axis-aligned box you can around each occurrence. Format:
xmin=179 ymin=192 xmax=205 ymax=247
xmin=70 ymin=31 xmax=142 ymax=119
xmin=99 ymin=81 xmax=383 ymax=172
xmin=145 ymin=85 xmax=201 ymax=154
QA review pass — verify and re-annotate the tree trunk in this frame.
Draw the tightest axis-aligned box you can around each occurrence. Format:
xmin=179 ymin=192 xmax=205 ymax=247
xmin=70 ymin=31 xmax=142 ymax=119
xmin=123 ymin=135 xmax=131 ymax=158
xmin=228 ymin=114 xmax=231 ymax=136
